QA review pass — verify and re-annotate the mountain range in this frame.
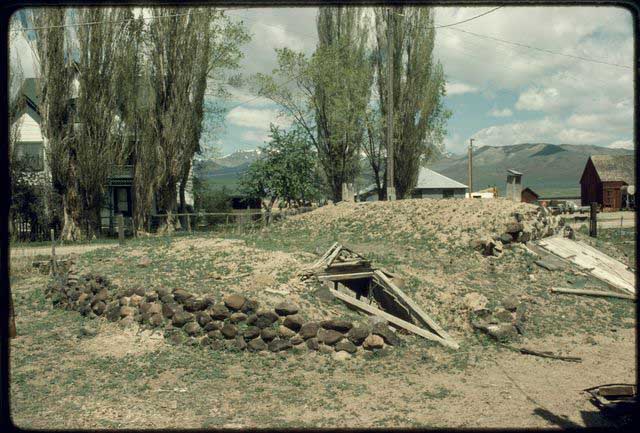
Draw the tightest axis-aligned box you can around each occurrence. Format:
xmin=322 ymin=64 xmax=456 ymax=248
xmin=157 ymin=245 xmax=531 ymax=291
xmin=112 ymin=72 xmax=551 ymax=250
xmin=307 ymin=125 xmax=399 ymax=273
xmin=195 ymin=143 xmax=633 ymax=197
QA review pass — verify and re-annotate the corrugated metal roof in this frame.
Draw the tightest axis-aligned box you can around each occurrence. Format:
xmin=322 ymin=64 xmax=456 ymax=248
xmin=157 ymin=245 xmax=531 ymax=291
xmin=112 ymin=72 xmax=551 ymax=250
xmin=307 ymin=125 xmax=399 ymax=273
xmin=591 ymin=154 xmax=635 ymax=184
xmin=415 ymin=167 xmax=468 ymax=189
xmin=507 ymin=168 xmax=522 ymax=175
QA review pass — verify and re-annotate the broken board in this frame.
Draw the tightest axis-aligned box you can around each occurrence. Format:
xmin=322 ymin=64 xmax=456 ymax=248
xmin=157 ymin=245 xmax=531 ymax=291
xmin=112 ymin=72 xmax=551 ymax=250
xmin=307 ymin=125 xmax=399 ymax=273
xmin=537 ymin=236 xmax=635 ymax=295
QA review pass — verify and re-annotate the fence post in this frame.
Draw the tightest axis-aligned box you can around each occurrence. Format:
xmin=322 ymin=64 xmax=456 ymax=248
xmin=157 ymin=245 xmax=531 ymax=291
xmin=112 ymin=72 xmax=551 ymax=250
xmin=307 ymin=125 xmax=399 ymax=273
xmin=50 ymin=228 xmax=57 ymax=275
xmin=589 ymin=202 xmax=598 ymax=238
xmin=186 ymin=213 xmax=192 ymax=234
xmin=118 ymin=214 xmax=125 ymax=245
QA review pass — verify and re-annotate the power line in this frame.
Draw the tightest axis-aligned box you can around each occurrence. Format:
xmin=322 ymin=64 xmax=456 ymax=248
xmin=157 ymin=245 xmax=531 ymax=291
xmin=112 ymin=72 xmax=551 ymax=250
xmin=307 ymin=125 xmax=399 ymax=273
xmin=443 ymin=26 xmax=632 ymax=69
xmin=435 ymin=6 xmax=503 ymax=28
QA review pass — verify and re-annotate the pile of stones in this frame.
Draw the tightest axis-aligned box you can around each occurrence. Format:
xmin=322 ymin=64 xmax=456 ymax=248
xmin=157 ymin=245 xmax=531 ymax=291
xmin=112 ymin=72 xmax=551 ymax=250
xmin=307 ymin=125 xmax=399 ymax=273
xmin=472 ymin=206 xmax=564 ymax=257
xmin=46 ymin=268 xmax=402 ymax=357
xmin=467 ymin=293 xmax=528 ymax=341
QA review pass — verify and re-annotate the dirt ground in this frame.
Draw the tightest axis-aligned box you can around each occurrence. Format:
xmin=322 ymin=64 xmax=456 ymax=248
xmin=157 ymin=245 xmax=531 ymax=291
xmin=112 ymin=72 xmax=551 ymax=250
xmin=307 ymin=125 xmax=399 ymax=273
xmin=9 ymin=199 xmax=637 ymax=428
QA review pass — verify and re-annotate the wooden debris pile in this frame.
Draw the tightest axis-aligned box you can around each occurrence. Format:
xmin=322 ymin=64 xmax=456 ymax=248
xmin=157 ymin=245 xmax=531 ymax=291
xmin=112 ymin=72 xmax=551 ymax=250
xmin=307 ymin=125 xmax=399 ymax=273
xmin=303 ymin=243 xmax=459 ymax=349
xmin=585 ymin=384 xmax=637 ymax=414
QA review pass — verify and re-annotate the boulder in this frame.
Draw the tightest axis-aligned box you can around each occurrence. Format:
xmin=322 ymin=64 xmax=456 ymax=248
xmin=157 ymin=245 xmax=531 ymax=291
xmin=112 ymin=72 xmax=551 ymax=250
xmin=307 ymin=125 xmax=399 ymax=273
xmin=156 ymin=287 xmax=171 ymax=298
xmin=290 ymin=335 xmax=304 ymax=346
xmin=283 ymin=314 xmax=304 ymax=332
xmin=149 ymin=313 xmax=163 ymax=327
xmin=105 ymin=302 xmax=121 ymax=322
xmin=229 ymin=312 xmax=248 ymax=323
xmin=93 ymin=288 xmax=110 ymax=303
xmin=321 ymin=319 xmax=353 ymax=333
xmin=505 ymin=222 xmax=524 ymax=234
xmin=147 ymin=302 xmax=162 ymax=315
xmin=335 ymin=340 xmax=357 ymax=354
xmin=133 ymin=287 xmax=146 ymax=297
xmin=241 ymin=299 xmax=260 ymax=315
xmin=119 ymin=306 xmax=136 ymax=318
xmin=317 ymin=328 xmax=343 ymax=346
xmin=499 ymin=233 xmax=513 ymax=244
xmin=145 ymin=291 xmax=159 ymax=302
xmin=493 ymin=308 xmax=514 ymax=323
xmin=196 ymin=311 xmax=212 ymax=327
xmin=502 ymin=295 xmax=520 ymax=312
xmin=92 ymin=301 xmax=106 ymax=316
xmin=183 ymin=322 xmax=201 ymax=336
xmin=223 ymin=294 xmax=246 ymax=311
xmin=274 ymin=301 xmax=299 ymax=316
xmin=183 ymin=297 xmax=207 ymax=312
xmin=173 ymin=289 xmax=193 ymax=304
xmin=299 ymin=322 xmax=320 ymax=339
xmin=268 ymin=338 xmax=292 ymax=352
xmin=463 ymin=292 xmax=489 ymax=312
xmin=220 ymin=323 xmax=238 ymax=339
xmin=234 ymin=336 xmax=247 ymax=351
xmin=210 ymin=304 xmax=231 ymax=320
xmin=162 ymin=303 xmax=182 ymax=319
xmin=243 ymin=326 xmax=261 ymax=341
xmin=306 ymin=337 xmax=319 ymax=351
xmin=207 ymin=330 xmax=223 ymax=340
xmin=204 ymin=320 xmax=223 ymax=332
xmin=371 ymin=323 xmax=401 ymax=346
xmin=255 ymin=310 xmax=279 ymax=328
xmin=172 ymin=311 xmax=195 ymax=327
xmin=260 ymin=327 xmax=277 ymax=342
xmin=247 ymin=337 xmax=268 ymax=352
xmin=332 ymin=351 xmax=352 ymax=361
xmin=278 ymin=325 xmax=296 ymax=339
xmin=363 ymin=334 xmax=384 ymax=350
xmin=486 ymin=323 xmax=518 ymax=341
xmin=347 ymin=325 xmax=370 ymax=346
xmin=318 ymin=344 xmax=334 ymax=354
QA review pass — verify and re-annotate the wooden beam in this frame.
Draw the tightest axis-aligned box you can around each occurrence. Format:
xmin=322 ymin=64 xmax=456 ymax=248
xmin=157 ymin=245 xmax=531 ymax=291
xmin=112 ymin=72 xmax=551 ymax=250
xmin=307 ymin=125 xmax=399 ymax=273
xmin=313 ymin=242 xmax=339 ymax=268
xmin=329 ymin=287 xmax=459 ymax=349
xmin=318 ymin=272 xmax=374 ymax=281
xmin=325 ymin=244 xmax=344 ymax=267
xmin=550 ymin=287 xmax=636 ymax=300
xmin=373 ymin=270 xmax=457 ymax=345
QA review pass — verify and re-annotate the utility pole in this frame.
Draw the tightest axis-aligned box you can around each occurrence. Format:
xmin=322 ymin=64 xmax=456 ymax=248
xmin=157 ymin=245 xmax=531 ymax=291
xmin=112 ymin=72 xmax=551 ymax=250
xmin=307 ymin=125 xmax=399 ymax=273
xmin=386 ymin=7 xmax=396 ymax=201
xmin=468 ymin=138 xmax=474 ymax=197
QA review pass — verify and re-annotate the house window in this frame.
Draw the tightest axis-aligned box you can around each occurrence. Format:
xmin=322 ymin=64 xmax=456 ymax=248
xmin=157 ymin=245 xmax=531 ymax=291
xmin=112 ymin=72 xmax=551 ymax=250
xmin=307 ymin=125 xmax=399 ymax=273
xmin=442 ymin=189 xmax=454 ymax=198
xmin=114 ymin=187 xmax=130 ymax=215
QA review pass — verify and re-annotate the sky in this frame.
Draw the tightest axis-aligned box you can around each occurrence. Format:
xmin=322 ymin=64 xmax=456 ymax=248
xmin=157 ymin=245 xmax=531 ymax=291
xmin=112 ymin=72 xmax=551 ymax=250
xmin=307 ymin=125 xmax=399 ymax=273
xmin=10 ymin=6 xmax=634 ymax=156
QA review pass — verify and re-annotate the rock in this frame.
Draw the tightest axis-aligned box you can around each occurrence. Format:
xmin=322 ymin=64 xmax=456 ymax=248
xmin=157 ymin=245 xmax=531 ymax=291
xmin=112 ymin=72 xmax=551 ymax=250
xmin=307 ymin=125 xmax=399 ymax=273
xmin=105 ymin=302 xmax=121 ymax=321
xmin=223 ymin=294 xmax=246 ymax=311
xmin=145 ymin=291 xmax=159 ymax=302
xmin=318 ymin=344 xmax=334 ymax=354
xmin=512 ymin=212 xmax=524 ymax=222
xmin=290 ymin=335 xmax=304 ymax=346
xmin=274 ymin=301 xmax=299 ymax=316
xmin=118 ymin=296 xmax=130 ymax=306
xmin=173 ymin=289 xmax=193 ymax=304
xmin=168 ymin=332 xmax=185 ymax=345
xmin=77 ymin=293 xmax=90 ymax=305
xmin=172 ymin=311 xmax=195 ymax=327
xmin=137 ymin=256 xmax=151 ymax=267
xmin=493 ymin=308 xmax=514 ymax=323
xmin=183 ymin=297 xmax=207 ymax=312
xmin=347 ymin=325 xmax=370 ymax=346
xmin=367 ymin=316 xmax=388 ymax=328
xmin=204 ymin=321 xmax=223 ymax=332
xmin=156 ymin=287 xmax=171 ymax=298
xmin=220 ymin=323 xmax=238 ymax=339
xmin=260 ymin=327 xmax=277 ymax=342
xmin=229 ymin=312 xmax=248 ymax=323
xmin=486 ymin=323 xmax=518 ymax=341
xmin=268 ymin=338 xmax=292 ymax=352
xmin=505 ymin=222 xmax=524 ymax=234
xmin=463 ymin=292 xmax=489 ymax=312
xmin=120 ymin=306 xmax=136 ymax=318
xmin=243 ymin=326 xmax=261 ymax=341
xmin=317 ymin=328 xmax=343 ymax=346
xmin=202 ymin=295 xmax=216 ymax=308
xmin=502 ymin=295 xmax=520 ymax=312
xmin=162 ymin=303 xmax=182 ymax=319
xmin=196 ymin=311 xmax=212 ymax=327
xmin=119 ymin=316 xmax=135 ymax=328
xmin=332 ymin=351 xmax=352 ymax=361
xmin=210 ymin=304 xmax=231 ymax=320
xmin=160 ymin=294 xmax=174 ymax=304
xmin=335 ymin=340 xmax=357 ymax=354
xmin=241 ymin=299 xmax=260 ymax=315
xmin=515 ymin=303 xmax=528 ymax=335
xmin=255 ymin=310 xmax=279 ymax=328
xmin=183 ymin=322 xmax=201 ymax=336
xmin=278 ymin=325 xmax=296 ymax=339
xmin=207 ymin=330 xmax=223 ymax=340
xmin=299 ymin=322 xmax=320 ymax=339
xmin=78 ymin=326 xmax=98 ymax=338
xmin=363 ymin=334 xmax=384 ymax=350
xmin=306 ymin=337 xmax=320 ymax=351
xmin=234 ymin=336 xmax=247 ymax=351
xmin=247 ymin=337 xmax=268 ymax=352
xmin=129 ymin=294 xmax=144 ymax=307
xmin=499 ymin=233 xmax=513 ymax=244
xmin=139 ymin=302 xmax=153 ymax=314
xmin=371 ymin=323 xmax=401 ymax=346
xmin=91 ymin=301 xmax=106 ymax=316
xmin=149 ymin=313 xmax=163 ymax=327
xmin=246 ymin=314 xmax=258 ymax=326
xmin=283 ymin=314 xmax=304 ymax=332
xmin=321 ymin=319 xmax=353 ymax=333
xmin=147 ymin=302 xmax=162 ymax=315
xmin=492 ymin=240 xmax=504 ymax=256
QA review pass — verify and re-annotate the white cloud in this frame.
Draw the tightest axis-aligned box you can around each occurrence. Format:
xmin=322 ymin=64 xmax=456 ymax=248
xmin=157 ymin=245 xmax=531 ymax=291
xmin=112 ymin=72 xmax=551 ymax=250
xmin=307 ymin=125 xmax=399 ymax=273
xmin=446 ymin=82 xmax=478 ymax=96
xmin=489 ymin=107 xmax=513 ymax=117
xmin=226 ymin=106 xmax=290 ymax=130
xmin=515 ymin=87 xmax=562 ymax=111
xmin=241 ymin=130 xmax=270 ymax=144
xmin=608 ymin=139 xmax=634 ymax=150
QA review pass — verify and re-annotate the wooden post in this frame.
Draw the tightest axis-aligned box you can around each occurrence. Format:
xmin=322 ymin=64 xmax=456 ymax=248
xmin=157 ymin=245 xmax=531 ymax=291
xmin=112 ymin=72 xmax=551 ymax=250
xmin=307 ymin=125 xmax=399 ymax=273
xmin=50 ymin=228 xmax=56 ymax=275
xmin=9 ymin=294 xmax=17 ymax=338
xmin=118 ymin=214 xmax=125 ymax=245
xmin=589 ymin=202 xmax=598 ymax=238
xmin=186 ymin=213 xmax=192 ymax=234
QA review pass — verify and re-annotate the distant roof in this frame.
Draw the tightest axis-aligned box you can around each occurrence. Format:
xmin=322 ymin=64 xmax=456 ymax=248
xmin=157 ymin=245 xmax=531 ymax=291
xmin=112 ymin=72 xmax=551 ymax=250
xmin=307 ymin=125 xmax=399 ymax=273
xmin=591 ymin=155 xmax=635 ymax=185
xmin=415 ymin=167 xmax=468 ymax=189
xmin=521 ymin=187 xmax=539 ymax=198
xmin=357 ymin=167 xmax=467 ymax=196
xmin=507 ymin=169 xmax=522 ymax=176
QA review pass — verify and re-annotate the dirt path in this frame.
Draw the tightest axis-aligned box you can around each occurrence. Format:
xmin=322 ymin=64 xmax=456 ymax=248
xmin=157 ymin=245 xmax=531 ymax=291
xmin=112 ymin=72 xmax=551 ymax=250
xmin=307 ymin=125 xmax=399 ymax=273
xmin=10 ymin=243 xmax=118 ymax=259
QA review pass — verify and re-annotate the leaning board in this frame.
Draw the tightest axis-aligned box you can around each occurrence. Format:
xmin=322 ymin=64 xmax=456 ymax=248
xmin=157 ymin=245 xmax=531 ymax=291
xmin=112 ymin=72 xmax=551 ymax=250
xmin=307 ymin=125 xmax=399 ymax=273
xmin=538 ymin=237 xmax=635 ymax=294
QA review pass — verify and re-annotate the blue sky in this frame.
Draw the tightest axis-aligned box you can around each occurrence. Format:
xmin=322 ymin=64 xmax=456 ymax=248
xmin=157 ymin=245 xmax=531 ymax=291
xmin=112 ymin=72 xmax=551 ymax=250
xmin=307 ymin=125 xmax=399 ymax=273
xmin=11 ymin=6 xmax=634 ymax=156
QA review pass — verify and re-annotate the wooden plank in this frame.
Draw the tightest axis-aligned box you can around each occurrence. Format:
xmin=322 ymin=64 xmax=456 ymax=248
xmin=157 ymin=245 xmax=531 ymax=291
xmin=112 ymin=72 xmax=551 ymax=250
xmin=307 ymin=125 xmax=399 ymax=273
xmin=550 ymin=287 xmax=636 ymax=300
xmin=312 ymin=242 xmax=339 ymax=268
xmin=373 ymin=270 xmax=457 ymax=346
xmin=325 ymin=244 xmax=344 ymax=267
xmin=328 ymin=288 xmax=459 ymax=349
xmin=326 ymin=260 xmax=371 ymax=269
xmin=318 ymin=272 xmax=374 ymax=281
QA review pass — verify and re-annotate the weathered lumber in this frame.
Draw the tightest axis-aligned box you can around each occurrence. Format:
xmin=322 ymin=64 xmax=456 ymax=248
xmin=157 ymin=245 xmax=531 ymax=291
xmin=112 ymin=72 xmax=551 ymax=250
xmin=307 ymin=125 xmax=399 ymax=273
xmin=313 ymin=242 xmax=339 ymax=268
xmin=325 ymin=244 xmax=344 ymax=267
xmin=550 ymin=287 xmax=636 ymax=300
xmin=373 ymin=270 xmax=457 ymax=346
xmin=318 ymin=272 xmax=374 ymax=281
xmin=327 ymin=260 xmax=371 ymax=269
xmin=499 ymin=342 xmax=582 ymax=362
xmin=329 ymin=287 xmax=459 ymax=349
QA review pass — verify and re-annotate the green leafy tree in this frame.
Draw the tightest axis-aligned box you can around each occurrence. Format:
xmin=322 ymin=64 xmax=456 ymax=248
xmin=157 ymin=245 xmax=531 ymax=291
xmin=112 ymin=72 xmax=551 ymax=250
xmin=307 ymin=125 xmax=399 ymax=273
xmin=239 ymin=124 xmax=320 ymax=210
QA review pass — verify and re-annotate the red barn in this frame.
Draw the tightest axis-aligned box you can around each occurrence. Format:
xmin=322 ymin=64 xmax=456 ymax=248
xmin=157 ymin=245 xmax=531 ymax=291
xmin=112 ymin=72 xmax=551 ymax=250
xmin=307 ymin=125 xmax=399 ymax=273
xmin=580 ymin=155 xmax=635 ymax=211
